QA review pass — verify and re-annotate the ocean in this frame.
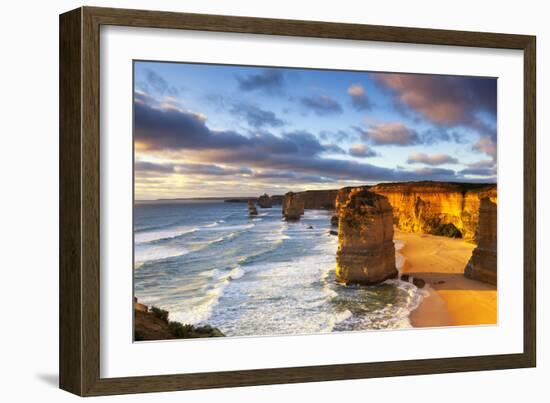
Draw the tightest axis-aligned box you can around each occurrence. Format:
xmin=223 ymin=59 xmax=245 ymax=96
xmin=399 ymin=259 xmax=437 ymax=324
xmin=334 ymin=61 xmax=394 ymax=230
xmin=134 ymin=200 xmax=426 ymax=337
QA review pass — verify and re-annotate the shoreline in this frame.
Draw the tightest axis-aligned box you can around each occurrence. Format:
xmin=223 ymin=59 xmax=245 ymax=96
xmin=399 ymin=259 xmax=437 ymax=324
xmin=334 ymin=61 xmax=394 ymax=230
xmin=395 ymin=230 xmax=497 ymax=327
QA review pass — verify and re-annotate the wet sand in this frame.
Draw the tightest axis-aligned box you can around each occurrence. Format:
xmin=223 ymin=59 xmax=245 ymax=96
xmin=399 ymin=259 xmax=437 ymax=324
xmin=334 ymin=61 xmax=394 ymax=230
xmin=395 ymin=230 xmax=497 ymax=327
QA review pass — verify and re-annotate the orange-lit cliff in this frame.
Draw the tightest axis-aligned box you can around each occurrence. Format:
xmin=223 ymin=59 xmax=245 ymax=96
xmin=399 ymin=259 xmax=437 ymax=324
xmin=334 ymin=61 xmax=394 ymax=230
xmin=370 ymin=182 xmax=497 ymax=240
xmin=273 ymin=181 xmax=497 ymax=240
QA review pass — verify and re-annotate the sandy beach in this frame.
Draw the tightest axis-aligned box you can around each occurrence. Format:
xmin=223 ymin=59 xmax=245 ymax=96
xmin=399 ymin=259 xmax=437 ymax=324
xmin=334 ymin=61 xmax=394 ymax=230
xmin=395 ymin=230 xmax=497 ymax=327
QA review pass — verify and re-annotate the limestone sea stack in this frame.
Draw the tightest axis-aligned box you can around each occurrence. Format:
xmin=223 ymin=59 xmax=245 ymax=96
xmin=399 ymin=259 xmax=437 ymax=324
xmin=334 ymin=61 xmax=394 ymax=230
xmin=270 ymin=195 xmax=284 ymax=205
xmin=465 ymin=197 xmax=497 ymax=285
xmin=282 ymin=192 xmax=304 ymax=220
xmin=336 ymin=188 xmax=397 ymax=284
xmin=248 ymin=199 xmax=258 ymax=216
xmin=257 ymin=193 xmax=273 ymax=208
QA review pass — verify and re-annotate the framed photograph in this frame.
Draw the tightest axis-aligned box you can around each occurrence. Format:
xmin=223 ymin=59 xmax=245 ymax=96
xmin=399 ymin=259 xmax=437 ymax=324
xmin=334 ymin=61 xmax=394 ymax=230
xmin=59 ymin=6 xmax=536 ymax=396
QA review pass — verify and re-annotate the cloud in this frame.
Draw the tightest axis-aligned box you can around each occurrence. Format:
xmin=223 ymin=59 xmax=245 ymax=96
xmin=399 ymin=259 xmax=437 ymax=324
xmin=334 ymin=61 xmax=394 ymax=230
xmin=376 ymin=73 xmax=498 ymax=160
xmin=135 ymin=161 xmax=176 ymax=173
xmin=321 ymin=143 xmax=346 ymax=154
xmin=136 ymin=161 xmax=254 ymax=178
xmin=229 ymin=103 xmax=284 ymax=129
xmin=359 ymin=122 xmax=420 ymax=146
xmin=407 ymin=153 xmax=459 ymax=166
xmin=251 ymin=170 xmax=336 ymax=183
xmin=236 ymin=69 xmax=284 ymax=93
xmin=349 ymin=143 xmax=378 ymax=158
xmin=134 ymin=94 xmax=494 ymax=184
xmin=347 ymin=84 xmax=372 ymax=111
xmin=408 ymin=167 xmax=457 ymax=178
xmin=318 ymin=130 xmax=356 ymax=143
xmin=375 ymin=73 xmax=496 ymax=126
xmin=135 ymin=100 xmax=341 ymax=157
xmin=135 ymin=102 xmax=244 ymax=150
xmin=143 ymin=69 xmax=180 ymax=97
xmin=420 ymin=127 xmax=464 ymax=145
xmin=465 ymin=159 xmax=495 ymax=168
xmin=300 ymin=94 xmax=343 ymax=115
xmin=459 ymin=167 xmax=497 ymax=177
xmin=473 ymin=135 xmax=497 ymax=161
xmin=176 ymin=163 xmax=253 ymax=176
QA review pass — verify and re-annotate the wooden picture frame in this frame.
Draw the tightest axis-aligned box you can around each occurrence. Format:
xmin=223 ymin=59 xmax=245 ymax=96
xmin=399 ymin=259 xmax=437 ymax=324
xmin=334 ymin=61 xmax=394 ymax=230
xmin=59 ymin=6 xmax=536 ymax=396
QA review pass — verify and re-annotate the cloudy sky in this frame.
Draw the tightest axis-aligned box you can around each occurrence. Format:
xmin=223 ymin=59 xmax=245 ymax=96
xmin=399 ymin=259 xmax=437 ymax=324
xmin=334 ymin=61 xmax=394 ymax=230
xmin=134 ymin=61 xmax=497 ymax=200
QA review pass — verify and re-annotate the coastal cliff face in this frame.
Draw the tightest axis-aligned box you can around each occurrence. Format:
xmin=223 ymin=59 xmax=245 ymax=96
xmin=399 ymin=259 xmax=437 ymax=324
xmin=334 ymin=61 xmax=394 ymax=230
xmin=273 ymin=182 xmax=496 ymax=241
xmin=465 ymin=197 xmax=497 ymax=284
xmin=369 ymin=182 xmax=497 ymax=240
xmin=282 ymin=192 xmax=305 ymax=220
xmin=335 ymin=188 xmax=397 ymax=284
xmin=295 ymin=189 xmax=340 ymax=209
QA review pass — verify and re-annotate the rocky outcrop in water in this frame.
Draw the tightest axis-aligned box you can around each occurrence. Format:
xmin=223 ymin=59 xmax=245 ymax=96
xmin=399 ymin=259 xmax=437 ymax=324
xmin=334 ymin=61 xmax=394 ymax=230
xmin=335 ymin=186 xmax=371 ymax=213
xmin=271 ymin=195 xmax=284 ymax=205
xmin=248 ymin=199 xmax=258 ymax=216
xmin=257 ymin=193 xmax=273 ymax=208
xmin=282 ymin=192 xmax=304 ymax=220
xmin=335 ymin=188 xmax=397 ymax=284
xmin=369 ymin=181 xmax=496 ymax=240
xmin=464 ymin=197 xmax=497 ymax=284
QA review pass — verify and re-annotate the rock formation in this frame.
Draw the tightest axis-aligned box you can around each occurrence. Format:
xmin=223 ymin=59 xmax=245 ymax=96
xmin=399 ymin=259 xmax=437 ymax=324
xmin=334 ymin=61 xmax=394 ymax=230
xmin=257 ymin=193 xmax=273 ymax=208
xmin=335 ymin=188 xmax=397 ymax=284
xmin=335 ymin=186 xmax=371 ymax=214
xmin=369 ymin=181 xmax=496 ymax=240
xmin=247 ymin=199 xmax=258 ymax=216
xmin=133 ymin=296 xmax=148 ymax=313
xmin=464 ymin=197 xmax=497 ymax=284
xmin=270 ymin=195 xmax=284 ymax=205
xmin=295 ymin=189 xmax=339 ymax=209
xmin=282 ymin=192 xmax=304 ymax=220
xmin=135 ymin=305 xmax=224 ymax=341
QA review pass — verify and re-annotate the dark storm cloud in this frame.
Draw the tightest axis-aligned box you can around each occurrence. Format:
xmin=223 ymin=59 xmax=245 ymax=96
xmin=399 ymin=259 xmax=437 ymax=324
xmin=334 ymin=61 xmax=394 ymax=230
xmin=235 ymin=69 xmax=284 ymax=93
xmin=300 ymin=94 xmax=343 ymax=115
xmin=230 ymin=103 xmax=285 ymax=129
